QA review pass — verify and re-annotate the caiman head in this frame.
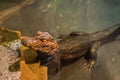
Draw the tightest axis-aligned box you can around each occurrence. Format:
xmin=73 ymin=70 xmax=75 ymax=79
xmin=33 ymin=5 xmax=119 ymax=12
xmin=21 ymin=31 xmax=59 ymax=65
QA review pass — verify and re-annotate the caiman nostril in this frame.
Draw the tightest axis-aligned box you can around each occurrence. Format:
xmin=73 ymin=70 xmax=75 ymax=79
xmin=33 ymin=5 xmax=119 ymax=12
xmin=21 ymin=37 xmax=31 ymax=46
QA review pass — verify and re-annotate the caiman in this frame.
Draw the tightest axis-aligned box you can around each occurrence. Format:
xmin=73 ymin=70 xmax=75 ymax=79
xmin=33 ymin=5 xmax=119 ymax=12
xmin=21 ymin=24 xmax=120 ymax=70
xmin=21 ymin=31 xmax=59 ymax=65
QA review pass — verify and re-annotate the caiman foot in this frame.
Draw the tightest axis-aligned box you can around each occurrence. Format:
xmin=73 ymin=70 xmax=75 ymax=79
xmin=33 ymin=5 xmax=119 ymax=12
xmin=83 ymin=60 xmax=95 ymax=72
xmin=84 ymin=41 xmax=100 ymax=71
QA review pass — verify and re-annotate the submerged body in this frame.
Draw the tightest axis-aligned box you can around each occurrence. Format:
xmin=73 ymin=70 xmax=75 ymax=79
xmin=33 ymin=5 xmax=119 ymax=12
xmin=21 ymin=24 xmax=120 ymax=69
xmin=58 ymin=24 xmax=120 ymax=67
xmin=58 ymin=32 xmax=90 ymax=61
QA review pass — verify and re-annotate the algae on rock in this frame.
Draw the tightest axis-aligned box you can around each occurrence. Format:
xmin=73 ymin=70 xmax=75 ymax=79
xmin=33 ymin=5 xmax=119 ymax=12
xmin=0 ymin=27 xmax=22 ymax=50
xmin=9 ymin=60 xmax=20 ymax=72
xmin=0 ymin=27 xmax=21 ymax=43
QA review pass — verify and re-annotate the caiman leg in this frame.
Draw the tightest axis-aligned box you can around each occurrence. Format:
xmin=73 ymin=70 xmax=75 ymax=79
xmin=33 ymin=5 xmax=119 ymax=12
xmin=84 ymin=41 xmax=101 ymax=71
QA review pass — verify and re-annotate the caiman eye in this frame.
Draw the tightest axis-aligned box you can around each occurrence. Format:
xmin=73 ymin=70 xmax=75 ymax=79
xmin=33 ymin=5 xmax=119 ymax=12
xmin=40 ymin=39 xmax=46 ymax=42
xmin=43 ymin=39 xmax=47 ymax=42
xmin=34 ymin=37 xmax=39 ymax=40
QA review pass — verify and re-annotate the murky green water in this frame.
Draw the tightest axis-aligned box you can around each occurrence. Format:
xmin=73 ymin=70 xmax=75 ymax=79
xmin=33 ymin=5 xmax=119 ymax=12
xmin=0 ymin=0 xmax=120 ymax=80
xmin=1 ymin=0 xmax=120 ymax=37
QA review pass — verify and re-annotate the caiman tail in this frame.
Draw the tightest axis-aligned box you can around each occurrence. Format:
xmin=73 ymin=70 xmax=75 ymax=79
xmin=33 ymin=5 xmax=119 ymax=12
xmin=91 ymin=24 xmax=120 ymax=45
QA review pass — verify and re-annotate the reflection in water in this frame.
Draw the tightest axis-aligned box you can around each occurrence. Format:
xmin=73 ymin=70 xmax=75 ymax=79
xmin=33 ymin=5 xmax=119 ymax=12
xmin=0 ymin=0 xmax=120 ymax=80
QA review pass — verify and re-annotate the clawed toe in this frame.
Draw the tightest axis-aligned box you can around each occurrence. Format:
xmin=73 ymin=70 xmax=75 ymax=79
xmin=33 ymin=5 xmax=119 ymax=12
xmin=83 ymin=60 xmax=95 ymax=72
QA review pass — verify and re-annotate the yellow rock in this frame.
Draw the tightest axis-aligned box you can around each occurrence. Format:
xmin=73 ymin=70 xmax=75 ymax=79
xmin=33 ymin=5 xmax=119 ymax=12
xmin=20 ymin=61 xmax=39 ymax=80
xmin=20 ymin=61 xmax=48 ymax=80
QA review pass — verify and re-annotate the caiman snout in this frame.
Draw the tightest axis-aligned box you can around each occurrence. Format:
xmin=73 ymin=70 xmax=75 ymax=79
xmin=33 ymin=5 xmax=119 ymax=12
xmin=21 ymin=37 xmax=34 ymax=47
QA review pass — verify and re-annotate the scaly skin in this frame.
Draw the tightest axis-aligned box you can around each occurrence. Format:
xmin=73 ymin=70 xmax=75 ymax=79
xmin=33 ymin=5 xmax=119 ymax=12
xmin=58 ymin=24 xmax=120 ymax=69
xmin=58 ymin=32 xmax=90 ymax=61
xmin=21 ymin=24 xmax=120 ymax=70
